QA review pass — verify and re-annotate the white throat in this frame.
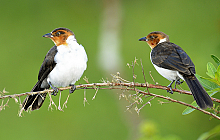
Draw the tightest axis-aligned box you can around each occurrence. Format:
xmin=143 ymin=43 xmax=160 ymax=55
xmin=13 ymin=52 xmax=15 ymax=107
xmin=66 ymin=35 xmax=77 ymax=45
xmin=158 ymin=38 xmax=167 ymax=44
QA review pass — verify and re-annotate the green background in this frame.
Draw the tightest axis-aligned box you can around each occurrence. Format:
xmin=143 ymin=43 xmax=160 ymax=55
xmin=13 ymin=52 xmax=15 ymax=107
xmin=0 ymin=0 xmax=219 ymax=139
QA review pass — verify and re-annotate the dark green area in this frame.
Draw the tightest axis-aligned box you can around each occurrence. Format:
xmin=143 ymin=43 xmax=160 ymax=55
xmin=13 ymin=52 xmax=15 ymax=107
xmin=0 ymin=0 xmax=219 ymax=139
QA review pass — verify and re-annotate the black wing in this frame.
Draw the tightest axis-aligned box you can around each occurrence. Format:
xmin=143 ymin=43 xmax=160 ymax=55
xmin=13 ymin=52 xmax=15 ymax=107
xmin=151 ymin=42 xmax=195 ymax=76
xmin=31 ymin=45 xmax=58 ymax=91
xmin=22 ymin=46 xmax=58 ymax=110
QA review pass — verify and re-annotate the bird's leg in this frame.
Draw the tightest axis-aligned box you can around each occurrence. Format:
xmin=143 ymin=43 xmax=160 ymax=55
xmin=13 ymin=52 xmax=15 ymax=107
xmin=174 ymin=80 xmax=178 ymax=89
xmin=48 ymin=81 xmax=58 ymax=96
xmin=177 ymin=79 xmax=184 ymax=85
xmin=167 ymin=80 xmax=175 ymax=94
xmin=174 ymin=79 xmax=184 ymax=89
xmin=69 ymin=84 xmax=76 ymax=93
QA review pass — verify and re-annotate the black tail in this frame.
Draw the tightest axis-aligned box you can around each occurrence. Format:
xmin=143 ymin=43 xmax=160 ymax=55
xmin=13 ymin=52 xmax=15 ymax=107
xmin=22 ymin=81 xmax=48 ymax=111
xmin=183 ymin=75 xmax=213 ymax=109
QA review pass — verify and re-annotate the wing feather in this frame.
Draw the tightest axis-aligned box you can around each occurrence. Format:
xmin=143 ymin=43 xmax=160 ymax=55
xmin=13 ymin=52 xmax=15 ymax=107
xmin=151 ymin=42 xmax=195 ymax=76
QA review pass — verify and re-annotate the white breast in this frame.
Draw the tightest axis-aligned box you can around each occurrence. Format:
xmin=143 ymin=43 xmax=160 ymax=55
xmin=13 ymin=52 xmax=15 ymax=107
xmin=47 ymin=36 xmax=88 ymax=87
xmin=150 ymin=51 xmax=183 ymax=82
xmin=152 ymin=64 xmax=183 ymax=81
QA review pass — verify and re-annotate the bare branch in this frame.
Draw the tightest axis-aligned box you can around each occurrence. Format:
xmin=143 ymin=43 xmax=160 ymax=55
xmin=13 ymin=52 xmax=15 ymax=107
xmin=0 ymin=81 xmax=219 ymax=119
xmin=0 ymin=82 xmax=219 ymax=102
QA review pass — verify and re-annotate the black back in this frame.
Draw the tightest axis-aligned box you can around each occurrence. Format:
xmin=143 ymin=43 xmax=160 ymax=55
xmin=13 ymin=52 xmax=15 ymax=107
xmin=151 ymin=42 xmax=195 ymax=76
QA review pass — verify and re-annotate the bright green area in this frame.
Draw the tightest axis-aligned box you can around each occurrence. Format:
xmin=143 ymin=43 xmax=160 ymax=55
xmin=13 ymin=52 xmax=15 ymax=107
xmin=0 ymin=0 xmax=220 ymax=140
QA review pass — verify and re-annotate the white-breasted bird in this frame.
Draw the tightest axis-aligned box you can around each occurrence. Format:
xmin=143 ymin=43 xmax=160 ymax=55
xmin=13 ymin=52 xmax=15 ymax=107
xmin=139 ymin=31 xmax=213 ymax=109
xmin=22 ymin=27 xmax=88 ymax=111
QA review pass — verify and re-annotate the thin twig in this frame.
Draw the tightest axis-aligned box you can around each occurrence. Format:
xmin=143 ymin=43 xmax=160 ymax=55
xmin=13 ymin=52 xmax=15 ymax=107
xmin=149 ymin=71 xmax=157 ymax=85
xmin=58 ymin=91 xmax=64 ymax=112
xmin=62 ymin=93 xmax=70 ymax=110
xmin=83 ymin=87 xmax=89 ymax=106
xmin=132 ymin=61 xmax=136 ymax=91
xmin=140 ymin=59 xmax=150 ymax=94
xmin=137 ymin=96 xmax=156 ymax=115
xmin=48 ymin=93 xmax=57 ymax=111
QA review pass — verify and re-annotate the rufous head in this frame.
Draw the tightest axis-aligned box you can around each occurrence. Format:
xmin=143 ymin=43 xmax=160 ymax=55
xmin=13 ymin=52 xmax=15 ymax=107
xmin=139 ymin=31 xmax=169 ymax=49
xmin=43 ymin=27 xmax=75 ymax=46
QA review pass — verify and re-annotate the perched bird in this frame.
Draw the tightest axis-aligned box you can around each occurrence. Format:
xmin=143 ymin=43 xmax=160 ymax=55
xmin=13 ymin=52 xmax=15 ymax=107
xmin=22 ymin=27 xmax=88 ymax=111
xmin=139 ymin=31 xmax=213 ymax=109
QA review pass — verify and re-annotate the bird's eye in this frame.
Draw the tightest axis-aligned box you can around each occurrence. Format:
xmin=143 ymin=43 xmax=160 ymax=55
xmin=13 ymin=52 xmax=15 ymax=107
xmin=56 ymin=32 xmax=61 ymax=36
xmin=150 ymin=36 xmax=154 ymax=39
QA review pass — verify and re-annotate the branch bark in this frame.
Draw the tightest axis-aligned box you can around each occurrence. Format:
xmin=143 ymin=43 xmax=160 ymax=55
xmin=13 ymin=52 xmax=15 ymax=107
xmin=0 ymin=82 xmax=219 ymax=120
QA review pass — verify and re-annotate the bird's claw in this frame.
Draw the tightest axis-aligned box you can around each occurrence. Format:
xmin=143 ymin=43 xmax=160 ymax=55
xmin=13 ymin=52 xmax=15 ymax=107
xmin=51 ymin=87 xmax=58 ymax=96
xmin=167 ymin=79 xmax=183 ymax=94
xmin=49 ymin=81 xmax=58 ymax=96
xmin=167 ymin=85 xmax=174 ymax=94
xmin=174 ymin=79 xmax=184 ymax=88
xmin=176 ymin=80 xmax=184 ymax=85
xmin=69 ymin=84 xmax=76 ymax=93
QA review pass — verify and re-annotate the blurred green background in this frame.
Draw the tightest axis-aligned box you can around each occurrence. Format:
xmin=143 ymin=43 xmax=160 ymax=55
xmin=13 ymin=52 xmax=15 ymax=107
xmin=0 ymin=0 xmax=219 ymax=139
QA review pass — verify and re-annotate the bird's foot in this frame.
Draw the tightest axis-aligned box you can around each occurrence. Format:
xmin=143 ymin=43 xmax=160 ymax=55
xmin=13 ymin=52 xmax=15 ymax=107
xmin=175 ymin=79 xmax=184 ymax=88
xmin=51 ymin=87 xmax=58 ymax=96
xmin=174 ymin=79 xmax=184 ymax=89
xmin=167 ymin=85 xmax=173 ymax=94
xmin=69 ymin=84 xmax=76 ymax=93
xmin=176 ymin=80 xmax=184 ymax=85
xmin=49 ymin=81 xmax=59 ymax=96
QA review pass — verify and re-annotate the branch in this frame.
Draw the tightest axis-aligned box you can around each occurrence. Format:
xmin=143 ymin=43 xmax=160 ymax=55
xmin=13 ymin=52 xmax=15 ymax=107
xmin=1 ymin=82 xmax=218 ymax=102
xmin=0 ymin=82 xmax=195 ymax=100
xmin=0 ymin=81 xmax=219 ymax=119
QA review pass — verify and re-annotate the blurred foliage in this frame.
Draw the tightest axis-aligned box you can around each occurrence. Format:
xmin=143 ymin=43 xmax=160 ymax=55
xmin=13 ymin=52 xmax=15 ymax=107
xmin=138 ymin=120 xmax=181 ymax=140
xmin=0 ymin=0 xmax=220 ymax=140
xmin=198 ymin=124 xmax=220 ymax=140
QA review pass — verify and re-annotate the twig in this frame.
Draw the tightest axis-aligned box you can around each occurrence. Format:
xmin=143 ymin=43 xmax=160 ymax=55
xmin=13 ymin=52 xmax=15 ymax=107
xmin=58 ymin=91 xmax=64 ymax=112
xmin=132 ymin=61 xmax=136 ymax=91
xmin=140 ymin=59 xmax=150 ymax=94
xmin=48 ymin=93 xmax=57 ymax=111
xmin=92 ymin=87 xmax=99 ymax=100
xmin=83 ymin=87 xmax=89 ymax=107
xmin=149 ymin=71 xmax=157 ymax=85
xmin=62 ymin=93 xmax=70 ymax=110
xmin=137 ymin=96 xmax=156 ymax=115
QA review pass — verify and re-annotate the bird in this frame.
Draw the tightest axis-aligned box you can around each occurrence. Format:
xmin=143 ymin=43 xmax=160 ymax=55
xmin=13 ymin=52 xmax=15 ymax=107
xmin=22 ymin=27 xmax=88 ymax=111
xmin=139 ymin=31 xmax=213 ymax=109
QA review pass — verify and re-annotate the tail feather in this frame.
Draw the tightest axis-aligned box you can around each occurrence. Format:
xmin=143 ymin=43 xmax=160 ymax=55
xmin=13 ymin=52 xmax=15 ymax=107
xmin=183 ymin=75 xmax=213 ymax=109
xmin=22 ymin=81 xmax=48 ymax=111
xmin=22 ymin=93 xmax=47 ymax=111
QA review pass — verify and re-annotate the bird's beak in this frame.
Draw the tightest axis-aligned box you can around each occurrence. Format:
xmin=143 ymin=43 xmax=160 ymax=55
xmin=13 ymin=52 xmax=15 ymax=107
xmin=139 ymin=37 xmax=148 ymax=41
xmin=43 ymin=33 xmax=53 ymax=38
